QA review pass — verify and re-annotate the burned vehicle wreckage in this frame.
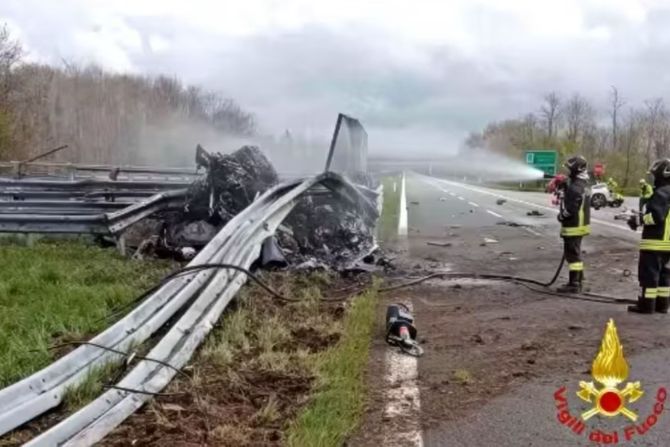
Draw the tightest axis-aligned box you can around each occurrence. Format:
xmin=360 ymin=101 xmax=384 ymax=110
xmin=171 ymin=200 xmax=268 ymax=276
xmin=128 ymin=143 xmax=382 ymax=272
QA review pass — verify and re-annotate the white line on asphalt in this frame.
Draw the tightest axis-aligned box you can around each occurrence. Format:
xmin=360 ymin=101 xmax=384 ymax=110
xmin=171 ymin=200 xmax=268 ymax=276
xmin=487 ymin=210 xmax=503 ymax=218
xmin=458 ymin=196 xmax=465 ymax=201
xmin=428 ymin=176 xmax=632 ymax=234
xmin=383 ymin=302 xmax=423 ymax=447
xmin=468 ymin=201 xmax=479 ymax=208
xmin=398 ymin=172 xmax=408 ymax=236
xmin=524 ymin=227 xmax=542 ymax=236
xmin=448 ymin=192 xmax=456 ymax=197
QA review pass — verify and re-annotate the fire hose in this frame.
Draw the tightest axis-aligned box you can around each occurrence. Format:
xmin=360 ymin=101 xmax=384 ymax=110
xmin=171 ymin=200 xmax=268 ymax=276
xmin=380 ymin=254 xmax=636 ymax=305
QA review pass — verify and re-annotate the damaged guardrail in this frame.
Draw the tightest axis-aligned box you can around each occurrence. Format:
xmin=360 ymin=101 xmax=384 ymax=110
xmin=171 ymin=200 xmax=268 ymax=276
xmin=0 ymin=189 xmax=186 ymax=234
xmin=0 ymin=173 xmax=377 ymax=444
xmin=0 ymin=178 xmax=304 ymax=436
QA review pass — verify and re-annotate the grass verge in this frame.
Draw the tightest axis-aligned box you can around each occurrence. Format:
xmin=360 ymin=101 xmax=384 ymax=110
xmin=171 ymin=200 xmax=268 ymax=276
xmin=0 ymin=239 xmax=172 ymax=387
xmin=287 ymin=284 xmax=378 ymax=447
xmin=378 ymin=175 xmax=401 ymax=242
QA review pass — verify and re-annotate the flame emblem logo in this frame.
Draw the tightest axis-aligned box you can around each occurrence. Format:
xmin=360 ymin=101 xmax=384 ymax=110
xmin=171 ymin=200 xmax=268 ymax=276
xmin=577 ymin=319 xmax=644 ymax=421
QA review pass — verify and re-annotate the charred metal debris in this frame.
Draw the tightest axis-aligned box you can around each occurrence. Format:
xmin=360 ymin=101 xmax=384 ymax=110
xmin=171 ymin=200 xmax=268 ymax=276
xmin=130 ymin=144 xmax=384 ymax=272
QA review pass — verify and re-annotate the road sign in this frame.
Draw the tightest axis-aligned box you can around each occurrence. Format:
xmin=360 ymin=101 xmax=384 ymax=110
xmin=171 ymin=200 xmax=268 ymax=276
xmin=525 ymin=150 xmax=557 ymax=176
xmin=594 ymin=163 xmax=605 ymax=178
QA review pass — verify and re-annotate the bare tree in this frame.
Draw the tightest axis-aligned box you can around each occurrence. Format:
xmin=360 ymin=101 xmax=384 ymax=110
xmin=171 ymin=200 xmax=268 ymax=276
xmin=521 ymin=113 xmax=538 ymax=145
xmin=464 ymin=131 xmax=484 ymax=150
xmin=643 ymin=98 xmax=666 ymax=164
xmin=540 ymin=92 xmax=561 ymax=141
xmin=564 ymin=93 xmax=595 ymax=145
xmin=622 ymin=110 xmax=642 ymax=186
xmin=610 ymin=86 xmax=626 ymax=151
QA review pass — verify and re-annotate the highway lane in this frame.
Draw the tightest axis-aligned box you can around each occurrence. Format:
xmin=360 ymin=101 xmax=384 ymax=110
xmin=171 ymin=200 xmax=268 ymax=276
xmin=417 ymin=173 xmax=640 ymax=242
xmin=395 ymin=173 xmax=670 ymax=447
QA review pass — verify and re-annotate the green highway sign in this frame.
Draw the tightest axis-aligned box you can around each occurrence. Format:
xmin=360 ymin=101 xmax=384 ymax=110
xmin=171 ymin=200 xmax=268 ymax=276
xmin=525 ymin=150 xmax=557 ymax=176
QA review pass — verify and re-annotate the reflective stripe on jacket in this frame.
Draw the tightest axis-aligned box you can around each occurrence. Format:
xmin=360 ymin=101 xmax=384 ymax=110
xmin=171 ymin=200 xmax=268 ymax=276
xmin=640 ymin=184 xmax=670 ymax=251
xmin=560 ymin=178 xmax=591 ymax=237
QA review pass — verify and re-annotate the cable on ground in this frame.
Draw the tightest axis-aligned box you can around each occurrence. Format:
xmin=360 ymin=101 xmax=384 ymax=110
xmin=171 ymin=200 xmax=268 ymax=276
xmin=379 ymin=254 xmax=637 ymax=305
xmin=41 ymin=341 xmax=190 ymax=381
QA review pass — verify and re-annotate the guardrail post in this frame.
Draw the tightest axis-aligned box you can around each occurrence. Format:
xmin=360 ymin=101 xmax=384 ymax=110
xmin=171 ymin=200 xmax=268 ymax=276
xmin=11 ymin=161 xmax=21 ymax=179
xmin=116 ymin=233 xmax=127 ymax=256
xmin=66 ymin=163 xmax=75 ymax=181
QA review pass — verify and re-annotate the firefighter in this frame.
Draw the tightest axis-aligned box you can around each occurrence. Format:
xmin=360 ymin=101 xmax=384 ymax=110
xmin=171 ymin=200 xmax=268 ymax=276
xmin=557 ymin=155 xmax=591 ymax=293
xmin=639 ymin=178 xmax=653 ymax=213
xmin=627 ymin=159 xmax=670 ymax=313
xmin=607 ymin=177 xmax=619 ymax=194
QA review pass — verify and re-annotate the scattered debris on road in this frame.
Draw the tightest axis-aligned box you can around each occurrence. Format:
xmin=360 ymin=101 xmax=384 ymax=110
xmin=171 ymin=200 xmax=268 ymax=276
xmin=385 ymin=303 xmax=423 ymax=357
xmin=439 ymin=197 xmax=447 ymax=202
xmin=410 ymin=201 xmax=420 ymax=205
xmin=526 ymin=210 xmax=544 ymax=216
xmin=427 ymin=241 xmax=452 ymax=247
xmin=496 ymin=199 xmax=507 ymax=205
xmin=496 ymin=220 xmax=528 ymax=228
xmin=484 ymin=237 xmax=499 ymax=244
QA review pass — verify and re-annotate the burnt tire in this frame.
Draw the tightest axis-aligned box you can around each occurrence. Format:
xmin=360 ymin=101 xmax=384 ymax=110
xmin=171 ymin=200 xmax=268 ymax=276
xmin=591 ymin=193 xmax=607 ymax=209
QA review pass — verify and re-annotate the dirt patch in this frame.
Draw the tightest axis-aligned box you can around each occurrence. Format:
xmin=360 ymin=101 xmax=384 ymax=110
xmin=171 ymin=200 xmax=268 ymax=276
xmin=289 ymin=327 xmax=341 ymax=352
xmin=98 ymin=272 xmax=362 ymax=447
xmin=102 ymin=368 xmax=313 ymax=447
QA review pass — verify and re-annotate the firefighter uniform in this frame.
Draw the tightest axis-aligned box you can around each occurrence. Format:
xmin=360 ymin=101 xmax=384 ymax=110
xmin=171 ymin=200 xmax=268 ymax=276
xmin=639 ymin=179 xmax=653 ymax=212
xmin=632 ymin=177 xmax=670 ymax=313
xmin=558 ymin=158 xmax=591 ymax=293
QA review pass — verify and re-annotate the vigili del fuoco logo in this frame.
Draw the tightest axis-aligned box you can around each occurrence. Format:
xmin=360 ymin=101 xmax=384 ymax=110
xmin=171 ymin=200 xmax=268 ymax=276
xmin=554 ymin=319 xmax=666 ymax=444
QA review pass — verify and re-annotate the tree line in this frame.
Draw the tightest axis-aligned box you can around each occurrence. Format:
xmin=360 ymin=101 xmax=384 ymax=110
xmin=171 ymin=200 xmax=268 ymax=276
xmin=464 ymin=87 xmax=670 ymax=191
xmin=0 ymin=25 xmax=256 ymax=165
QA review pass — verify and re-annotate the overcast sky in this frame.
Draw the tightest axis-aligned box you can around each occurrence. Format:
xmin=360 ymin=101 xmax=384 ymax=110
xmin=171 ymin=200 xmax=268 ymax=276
xmin=3 ymin=0 xmax=670 ymax=155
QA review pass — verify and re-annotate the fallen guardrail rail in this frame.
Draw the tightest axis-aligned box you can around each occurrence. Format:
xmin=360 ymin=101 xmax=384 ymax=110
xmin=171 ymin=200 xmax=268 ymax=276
xmin=0 ymin=179 xmax=301 ymax=437
xmin=0 ymin=172 xmax=377 ymax=445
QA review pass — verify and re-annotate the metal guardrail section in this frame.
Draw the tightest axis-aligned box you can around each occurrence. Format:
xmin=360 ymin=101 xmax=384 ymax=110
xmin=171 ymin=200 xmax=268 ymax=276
xmin=0 ymin=173 xmax=376 ymax=445
xmin=0 ymin=190 xmax=186 ymax=234
xmin=0 ymin=178 xmax=190 ymax=206
xmin=0 ymin=161 xmax=200 ymax=182
xmin=0 ymin=200 xmax=131 ymax=216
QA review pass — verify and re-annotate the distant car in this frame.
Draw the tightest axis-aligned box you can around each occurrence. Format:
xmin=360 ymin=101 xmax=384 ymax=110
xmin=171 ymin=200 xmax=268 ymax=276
xmin=590 ymin=183 xmax=624 ymax=209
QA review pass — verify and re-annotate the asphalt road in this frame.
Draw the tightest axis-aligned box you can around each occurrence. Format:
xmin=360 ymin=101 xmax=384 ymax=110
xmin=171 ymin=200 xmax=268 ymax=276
xmin=392 ymin=173 xmax=670 ymax=447
xmin=410 ymin=173 xmax=639 ymax=241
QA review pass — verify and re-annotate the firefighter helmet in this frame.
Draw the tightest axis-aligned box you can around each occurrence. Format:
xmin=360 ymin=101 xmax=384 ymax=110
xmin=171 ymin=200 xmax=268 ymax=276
xmin=564 ymin=155 xmax=587 ymax=175
xmin=649 ymin=159 xmax=670 ymax=181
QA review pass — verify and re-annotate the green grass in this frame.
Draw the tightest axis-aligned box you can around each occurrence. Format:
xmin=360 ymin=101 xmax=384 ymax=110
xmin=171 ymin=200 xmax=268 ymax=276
xmin=0 ymin=240 xmax=172 ymax=387
xmin=378 ymin=175 xmax=401 ymax=242
xmin=287 ymin=285 xmax=378 ymax=447
xmin=63 ymin=360 xmax=122 ymax=410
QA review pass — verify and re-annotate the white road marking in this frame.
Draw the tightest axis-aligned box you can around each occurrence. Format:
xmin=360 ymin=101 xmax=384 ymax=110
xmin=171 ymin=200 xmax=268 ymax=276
xmin=487 ymin=210 xmax=503 ymax=218
xmin=383 ymin=302 xmax=423 ymax=447
xmin=524 ymin=227 xmax=542 ymax=236
xmin=398 ymin=172 xmax=408 ymax=236
xmin=468 ymin=201 xmax=480 ymax=208
xmin=448 ymin=192 xmax=456 ymax=197
xmin=458 ymin=196 xmax=465 ymax=201
xmin=426 ymin=176 xmax=632 ymax=234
